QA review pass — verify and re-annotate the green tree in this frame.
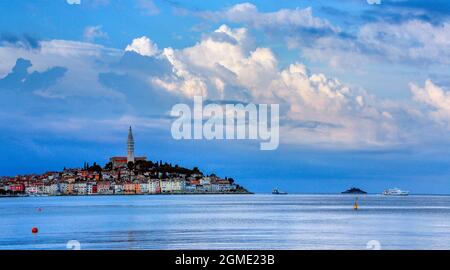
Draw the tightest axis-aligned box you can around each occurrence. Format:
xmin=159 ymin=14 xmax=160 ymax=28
xmin=104 ymin=162 xmax=113 ymax=171
xmin=89 ymin=162 xmax=102 ymax=172
xmin=127 ymin=161 xmax=135 ymax=171
xmin=192 ymin=167 xmax=202 ymax=174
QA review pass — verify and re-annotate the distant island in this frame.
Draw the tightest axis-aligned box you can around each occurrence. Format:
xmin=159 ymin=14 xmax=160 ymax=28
xmin=0 ymin=127 xmax=251 ymax=197
xmin=341 ymin=187 xmax=367 ymax=195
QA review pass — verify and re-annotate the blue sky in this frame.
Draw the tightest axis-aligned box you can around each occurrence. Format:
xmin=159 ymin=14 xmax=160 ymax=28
xmin=1 ymin=0 xmax=450 ymax=194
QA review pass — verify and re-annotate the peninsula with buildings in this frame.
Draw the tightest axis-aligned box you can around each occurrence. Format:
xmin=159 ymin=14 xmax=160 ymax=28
xmin=0 ymin=127 xmax=251 ymax=197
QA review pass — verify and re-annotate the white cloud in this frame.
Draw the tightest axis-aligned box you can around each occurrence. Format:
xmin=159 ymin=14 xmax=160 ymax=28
xmin=125 ymin=36 xmax=159 ymax=57
xmin=367 ymin=0 xmax=381 ymax=4
xmin=198 ymin=3 xmax=337 ymax=33
xmin=83 ymin=25 xmax=108 ymax=42
xmin=137 ymin=0 xmax=160 ymax=16
xmin=358 ymin=20 xmax=450 ymax=65
xmin=299 ymin=19 xmax=450 ymax=68
xmin=152 ymin=25 xmax=277 ymax=100
xmin=66 ymin=0 xmax=112 ymax=8
xmin=411 ymin=80 xmax=450 ymax=125
xmin=0 ymin=39 xmax=122 ymax=99
xmin=67 ymin=0 xmax=81 ymax=5
xmin=40 ymin=39 xmax=120 ymax=58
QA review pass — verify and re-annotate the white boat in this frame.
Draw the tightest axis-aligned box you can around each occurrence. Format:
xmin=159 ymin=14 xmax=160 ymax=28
xmin=383 ymin=188 xmax=409 ymax=196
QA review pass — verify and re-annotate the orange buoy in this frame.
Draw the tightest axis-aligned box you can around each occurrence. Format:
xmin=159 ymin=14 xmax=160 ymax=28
xmin=353 ymin=197 xmax=359 ymax=210
xmin=32 ymin=227 xmax=38 ymax=234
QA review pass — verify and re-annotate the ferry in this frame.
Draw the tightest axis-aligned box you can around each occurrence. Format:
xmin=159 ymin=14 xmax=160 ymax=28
xmin=383 ymin=188 xmax=409 ymax=196
xmin=272 ymin=188 xmax=287 ymax=195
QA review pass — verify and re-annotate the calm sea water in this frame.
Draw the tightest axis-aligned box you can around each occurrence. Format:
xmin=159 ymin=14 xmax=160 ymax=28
xmin=1 ymin=194 xmax=450 ymax=250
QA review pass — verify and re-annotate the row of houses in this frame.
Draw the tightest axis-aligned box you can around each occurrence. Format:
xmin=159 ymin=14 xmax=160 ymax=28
xmin=0 ymin=163 xmax=244 ymax=196
xmin=1 ymin=178 xmax=238 ymax=196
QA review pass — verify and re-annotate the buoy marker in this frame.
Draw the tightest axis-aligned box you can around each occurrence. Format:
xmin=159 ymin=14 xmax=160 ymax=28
xmin=32 ymin=227 xmax=38 ymax=234
xmin=353 ymin=197 xmax=358 ymax=210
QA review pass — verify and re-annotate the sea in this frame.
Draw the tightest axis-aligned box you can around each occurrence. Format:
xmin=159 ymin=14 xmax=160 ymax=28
xmin=1 ymin=194 xmax=450 ymax=250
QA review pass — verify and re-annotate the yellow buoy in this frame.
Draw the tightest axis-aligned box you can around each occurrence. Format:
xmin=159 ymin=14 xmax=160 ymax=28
xmin=353 ymin=197 xmax=358 ymax=210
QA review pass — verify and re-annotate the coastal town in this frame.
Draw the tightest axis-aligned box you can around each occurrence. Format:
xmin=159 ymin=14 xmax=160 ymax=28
xmin=0 ymin=127 xmax=250 ymax=197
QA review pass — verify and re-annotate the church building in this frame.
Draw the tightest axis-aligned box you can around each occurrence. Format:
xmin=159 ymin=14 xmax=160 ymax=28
xmin=110 ymin=127 xmax=147 ymax=169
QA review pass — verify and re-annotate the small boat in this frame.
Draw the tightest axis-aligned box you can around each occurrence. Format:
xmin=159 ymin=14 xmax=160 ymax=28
xmin=383 ymin=188 xmax=409 ymax=196
xmin=272 ymin=188 xmax=287 ymax=195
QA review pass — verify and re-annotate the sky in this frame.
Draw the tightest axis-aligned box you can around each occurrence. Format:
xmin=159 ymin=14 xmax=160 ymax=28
xmin=1 ymin=0 xmax=450 ymax=194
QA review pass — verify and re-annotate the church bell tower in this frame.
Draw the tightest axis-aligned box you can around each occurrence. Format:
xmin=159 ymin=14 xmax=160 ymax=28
xmin=127 ymin=126 xmax=135 ymax=163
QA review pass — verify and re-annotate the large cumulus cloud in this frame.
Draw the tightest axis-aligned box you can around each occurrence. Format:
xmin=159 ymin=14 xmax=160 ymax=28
xmin=127 ymin=24 xmax=404 ymax=148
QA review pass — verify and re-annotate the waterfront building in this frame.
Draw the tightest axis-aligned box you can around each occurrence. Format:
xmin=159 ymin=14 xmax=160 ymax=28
xmin=59 ymin=182 xmax=69 ymax=194
xmin=140 ymin=182 xmax=149 ymax=193
xmin=25 ymin=185 xmax=39 ymax=195
xmin=196 ymin=184 xmax=212 ymax=193
xmin=211 ymin=183 xmax=235 ymax=192
xmin=43 ymin=184 xmax=51 ymax=194
xmin=67 ymin=183 xmax=74 ymax=195
xmin=200 ymin=177 xmax=211 ymax=185
xmin=124 ymin=182 xmax=135 ymax=194
xmin=185 ymin=185 xmax=197 ymax=193
xmin=74 ymin=182 xmax=87 ymax=195
xmin=171 ymin=179 xmax=185 ymax=192
xmin=36 ymin=182 xmax=45 ymax=194
xmin=87 ymin=183 xmax=97 ymax=195
xmin=10 ymin=184 xmax=25 ymax=193
xmin=157 ymin=179 xmax=185 ymax=193
xmin=148 ymin=180 xmax=160 ymax=194
xmin=133 ymin=182 xmax=141 ymax=194
xmin=44 ymin=183 xmax=59 ymax=195
xmin=189 ymin=179 xmax=200 ymax=186
xmin=97 ymin=181 xmax=111 ymax=194
xmin=159 ymin=180 xmax=170 ymax=193
xmin=113 ymin=183 xmax=123 ymax=194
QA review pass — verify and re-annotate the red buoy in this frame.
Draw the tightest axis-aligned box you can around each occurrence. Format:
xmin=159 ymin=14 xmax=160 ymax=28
xmin=32 ymin=227 xmax=38 ymax=234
